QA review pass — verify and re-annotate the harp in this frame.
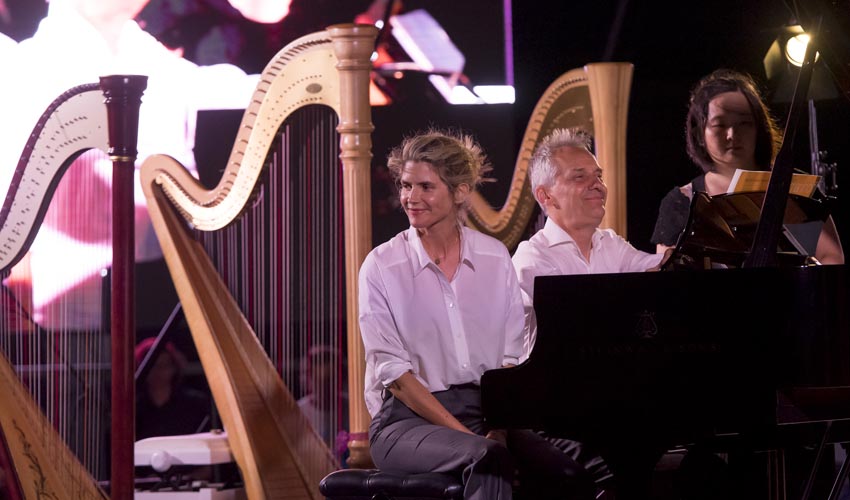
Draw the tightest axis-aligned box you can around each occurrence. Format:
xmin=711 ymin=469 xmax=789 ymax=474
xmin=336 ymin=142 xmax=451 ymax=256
xmin=467 ymin=62 xmax=633 ymax=249
xmin=140 ymin=24 xmax=378 ymax=499
xmin=0 ymin=75 xmax=146 ymax=499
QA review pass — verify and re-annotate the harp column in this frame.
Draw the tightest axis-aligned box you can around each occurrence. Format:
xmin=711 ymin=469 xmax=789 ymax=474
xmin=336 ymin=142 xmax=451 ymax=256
xmin=586 ymin=62 xmax=632 ymax=238
xmin=329 ymin=23 xmax=379 ymax=468
xmin=100 ymin=74 xmax=147 ymax=500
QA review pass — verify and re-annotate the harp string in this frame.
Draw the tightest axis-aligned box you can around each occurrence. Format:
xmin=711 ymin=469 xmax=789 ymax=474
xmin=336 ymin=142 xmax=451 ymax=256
xmin=198 ymin=105 xmax=346 ymax=457
xmin=1 ymin=149 xmax=111 ymax=482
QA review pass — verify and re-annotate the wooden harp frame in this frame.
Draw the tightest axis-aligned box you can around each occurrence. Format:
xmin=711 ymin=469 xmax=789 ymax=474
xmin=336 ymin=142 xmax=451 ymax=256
xmin=140 ymin=24 xmax=378 ymax=499
xmin=0 ymin=74 xmax=146 ymax=500
xmin=467 ymin=62 xmax=633 ymax=248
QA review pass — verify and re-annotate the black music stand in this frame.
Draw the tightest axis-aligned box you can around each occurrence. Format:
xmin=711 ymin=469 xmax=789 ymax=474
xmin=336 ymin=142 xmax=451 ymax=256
xmin=664 ymin=191 xmax=829 ymax=270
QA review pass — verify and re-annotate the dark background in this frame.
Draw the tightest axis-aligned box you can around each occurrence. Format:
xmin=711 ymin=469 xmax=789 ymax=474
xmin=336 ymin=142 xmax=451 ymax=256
xmin=2 ymin=0 xmax=847 ymax=250
xmin=507 ymin=0 xmax=848 ymax=252
xmin=366 ymin=0 xmax=849 ymax=251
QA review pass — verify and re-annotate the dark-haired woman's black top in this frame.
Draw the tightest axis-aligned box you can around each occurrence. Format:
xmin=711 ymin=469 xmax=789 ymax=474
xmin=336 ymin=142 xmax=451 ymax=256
xmin=651 ymin=174 xmax=706 ymax=247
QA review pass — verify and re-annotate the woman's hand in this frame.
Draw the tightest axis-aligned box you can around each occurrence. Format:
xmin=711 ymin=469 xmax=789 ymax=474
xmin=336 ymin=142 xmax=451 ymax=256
xmin=485 ymin=429 xmax=508 ymax=446
xmin=389 ymin=372 xmax=475 ymax=434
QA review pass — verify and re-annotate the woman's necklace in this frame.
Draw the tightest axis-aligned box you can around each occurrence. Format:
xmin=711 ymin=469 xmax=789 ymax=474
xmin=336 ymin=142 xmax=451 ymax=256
xmin=428 ymin=227 xmax=459 ymax=265
xmin=433 ymin=247 xmax=450 ymax=265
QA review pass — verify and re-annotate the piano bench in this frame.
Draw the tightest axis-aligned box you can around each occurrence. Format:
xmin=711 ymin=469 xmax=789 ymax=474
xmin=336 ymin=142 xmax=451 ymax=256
xmin=319 ymin=468 xmax=464 ymax=499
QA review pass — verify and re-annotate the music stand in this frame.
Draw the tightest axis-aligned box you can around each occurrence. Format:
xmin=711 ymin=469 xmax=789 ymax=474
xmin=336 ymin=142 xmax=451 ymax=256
xmin=665 ymin=191 xmax=829 ymax=270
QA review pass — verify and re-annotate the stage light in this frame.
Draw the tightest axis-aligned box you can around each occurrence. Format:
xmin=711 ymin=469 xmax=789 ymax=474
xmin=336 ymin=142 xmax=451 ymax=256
xmin=785 ymin=32 xmax=810 ymax=66
xmin=764 ymin=25 xmax=814 ymax=78
xmin=472 ymin=85 xmax=515 ymax=104
xmin=387 ymin=9 xmax=515 ymax=105
xmin=763 ymin=24 xmax=834 ymax=103
xmin=783 ymin=27 xmax=819 ymax=67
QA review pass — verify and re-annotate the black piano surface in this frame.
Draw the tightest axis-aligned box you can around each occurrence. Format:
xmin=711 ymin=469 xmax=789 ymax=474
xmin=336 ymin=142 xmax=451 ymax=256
xmin=482 ymin=265 xmax=850 ymax=439
xmin=480 ymin=264 xmax=850 ymax=496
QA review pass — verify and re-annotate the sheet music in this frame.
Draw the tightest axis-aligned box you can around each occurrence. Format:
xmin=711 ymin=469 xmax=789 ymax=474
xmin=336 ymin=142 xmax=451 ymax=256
xmin=726 ymin=168 xmax=821 ymax=197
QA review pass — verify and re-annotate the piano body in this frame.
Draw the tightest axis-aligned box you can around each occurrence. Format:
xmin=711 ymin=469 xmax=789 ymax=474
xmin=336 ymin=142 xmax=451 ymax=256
xmin=481 ymin=264 xmax=849 ymax=496
xmin=482 ymin=0 xmax=850 ymax=497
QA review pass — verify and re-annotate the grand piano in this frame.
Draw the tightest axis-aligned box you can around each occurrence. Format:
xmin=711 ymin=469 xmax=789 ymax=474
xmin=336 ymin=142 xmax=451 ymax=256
xmin=482 ymin=265 xmax=849 ymax=498
xmin=481 ymin=1 xmax=850 ymax=498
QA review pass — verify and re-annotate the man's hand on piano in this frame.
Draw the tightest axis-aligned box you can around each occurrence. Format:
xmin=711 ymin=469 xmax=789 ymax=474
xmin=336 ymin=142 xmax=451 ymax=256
xmin=646 ymin=247 xmax=674 ymax=272
xmin=485 ymin=429 xmax=508 ymax=446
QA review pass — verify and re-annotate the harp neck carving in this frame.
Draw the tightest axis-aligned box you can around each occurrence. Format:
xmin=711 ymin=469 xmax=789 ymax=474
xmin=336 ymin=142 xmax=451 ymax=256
xmin=141 ymin=24 xmax=378 ymax=499
xmin=144 ymin=31 xmax=363 ymax=231
xmin=0 ymin=84 xmax=107 ymax=273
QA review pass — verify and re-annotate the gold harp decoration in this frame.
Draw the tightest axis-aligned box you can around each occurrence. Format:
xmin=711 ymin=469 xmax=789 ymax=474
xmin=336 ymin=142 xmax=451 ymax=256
xmin=467 ymin=62 xmax=633 ymax=248
xmin=140 ymin=24 xmax=377 ymax=499
xmin=0 ymin=353 xmax=108 ymax=500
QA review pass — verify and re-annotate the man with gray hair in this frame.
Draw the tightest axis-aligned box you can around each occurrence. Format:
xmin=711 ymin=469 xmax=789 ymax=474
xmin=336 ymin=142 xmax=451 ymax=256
xmin=511 ymin=126 xmax=668 ymax=493
xmin=513 ymin=127 xmax=666 ymax=355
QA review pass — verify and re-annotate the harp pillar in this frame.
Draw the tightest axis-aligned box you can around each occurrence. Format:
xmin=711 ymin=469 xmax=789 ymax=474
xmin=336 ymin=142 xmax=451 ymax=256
xmin=101 ymin=74 xmax=148 ymax=500
xmin=330 ymin=24 xmax=378 ymax=469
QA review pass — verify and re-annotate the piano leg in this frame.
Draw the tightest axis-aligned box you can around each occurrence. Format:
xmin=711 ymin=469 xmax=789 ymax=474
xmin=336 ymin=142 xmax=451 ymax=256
xmin=767 ymin=450 xmax=787 ymax=500
xmin=827 ymin=445 xmax=850 ymax=500
xmin=800 ymin=422 xmax=831 ymax=500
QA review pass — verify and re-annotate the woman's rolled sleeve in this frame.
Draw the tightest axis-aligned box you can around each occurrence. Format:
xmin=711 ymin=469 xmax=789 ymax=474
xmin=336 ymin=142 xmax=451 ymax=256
xmin=359 ymin=253 xmax=414 ymax=413
xmin=502 ymin=256 xmax=526 ymax=366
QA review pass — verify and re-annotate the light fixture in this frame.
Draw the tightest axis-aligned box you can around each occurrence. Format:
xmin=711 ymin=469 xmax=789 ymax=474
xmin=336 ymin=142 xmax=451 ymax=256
xmin=763 ymin=23 xmax=835 ymax=103
xmin=384 ymin=9 xmax=516 ymax=105
xmin=785 ymin=32 xmax=810 ymax=66
xmin=782 ymin=25 xmax=819 ymax=67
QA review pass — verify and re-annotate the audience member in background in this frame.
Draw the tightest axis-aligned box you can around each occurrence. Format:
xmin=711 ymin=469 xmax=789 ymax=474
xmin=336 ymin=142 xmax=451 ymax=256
xmin=135 ymin=337 xmax=212 ymax=440
xmin=297 ymin=344 xmax=350 ymax=461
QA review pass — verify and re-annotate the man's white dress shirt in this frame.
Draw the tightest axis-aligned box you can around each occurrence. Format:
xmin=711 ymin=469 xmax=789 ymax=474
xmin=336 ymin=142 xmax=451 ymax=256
xmin=512 ymin=218 xmax=664 ymax=357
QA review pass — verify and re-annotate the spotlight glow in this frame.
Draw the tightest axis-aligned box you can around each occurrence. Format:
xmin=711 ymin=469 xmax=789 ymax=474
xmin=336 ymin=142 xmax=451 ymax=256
xmin=785 ymin=33 xmax=818 ymax=67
